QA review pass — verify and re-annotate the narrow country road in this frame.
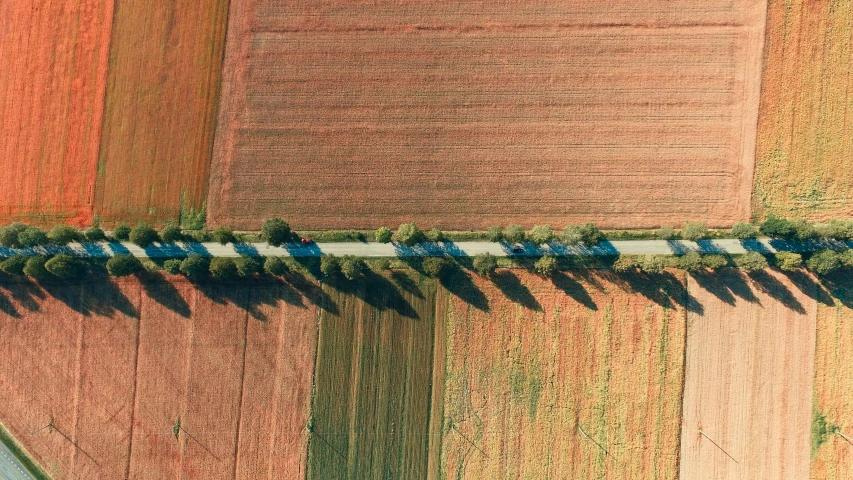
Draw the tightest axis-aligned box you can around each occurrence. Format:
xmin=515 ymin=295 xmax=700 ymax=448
xmin=0 ymin=238 xmax=847 ymax=258
xmin=0 ymin=441 xmax=35 ymax=480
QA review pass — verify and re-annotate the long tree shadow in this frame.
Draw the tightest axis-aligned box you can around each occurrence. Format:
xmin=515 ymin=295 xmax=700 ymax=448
xmin=325 ymin=270 xmax=420 ymax=319
xmin=817 ymin=270 xmax=853 ymax=309
xmin=690 ymin=269 xmax=760 ymax=306
xmin=782 ymin=269 xmax=834 ymax=307
xmin=391 ymin=270 xmax=424 ymax=299
xmin=492 ymin=271 xmax=542 ymax=311
xmin=551 ymin=271 xmax=597 ymax=311
xmin=0 ymin=278 xmax=44 ymax=314
xmin=287 ymin=272 xmax=339 ymax=314
xmin=746 ymin=270 xmax=806 ymax=314
xmin=607 ymin=270 xmax=704 ymax=314
xmin=34 ymin=276 xmax=138 ymax=318
xmin=136 ymin=272 xmax=192 ymax=318
xmin=438 ymin=265 xmax=489 ymax=313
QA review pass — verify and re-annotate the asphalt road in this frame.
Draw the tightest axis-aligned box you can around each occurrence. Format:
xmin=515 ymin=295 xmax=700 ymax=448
xmin=0 ymin=238 xmax=847 ymax=259
xmin=0 ymin=441 xmax=35 ymax=480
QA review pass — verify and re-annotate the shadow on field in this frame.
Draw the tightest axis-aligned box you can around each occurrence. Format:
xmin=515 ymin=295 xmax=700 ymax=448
xmin=391 ymin=270 xmax=424 ymax=299
xmin=288 ymin=273 xmax=339 ymax=315
xmin=746 ymin=270 xmax=806 ymax=314
xmin=35 ymin=275 xmax=140 ymax=318
xmin=689 ymin=269 xmax=759 ymax=306
xmin=326 ymin=270 xmax=419 ymax=319
xmin=783 ymin=269 xmax=835 ymax=306
xmin=551 ymin=271 xmax=597 ymax=311
xmin=439 ymin=265 xmax=489 ymax=313
xmin=0 ymin=278 xmax=46 ymax=317
xmin=816 ymin=270 xmax=853 ymax=309
xmin=492 ymin=270 xmax=542 ymax=311
xmin=137 ymin=272 xmax=192 ymax=318
xmin=608 ymin=270 xmax=704 ymax=314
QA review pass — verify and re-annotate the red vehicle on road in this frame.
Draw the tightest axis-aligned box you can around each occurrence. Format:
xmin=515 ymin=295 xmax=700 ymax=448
xmin=301 ymin=238 xmax=313 ymax=244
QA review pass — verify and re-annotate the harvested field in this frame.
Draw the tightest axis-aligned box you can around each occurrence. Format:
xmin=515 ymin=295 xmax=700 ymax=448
xmin=0 ymin=0 xmax=113 ymax=226
xmin=810 ymin=273 xmax=853 ymax=479
xmin=435 ymin=270 xmax=687 ymax=479
xmin=754 ymin=0 xmax=853 ymax=220
xmin=210 ymin=0 xmax=767 ymax=230
xmin=680 ymin=270 xmax=817 ymax=479
xmin=308 ymin=273 xmax=438 ymax=479
xmin=95 ymin=0 xmax=229 ymax=226
xmin=0 ymin=278 xmax=317 ymax=479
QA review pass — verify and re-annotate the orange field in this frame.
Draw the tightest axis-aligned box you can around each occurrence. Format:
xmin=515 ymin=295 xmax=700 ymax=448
xmin=435 ymin=270 xmax=687 ymax=479
xmin=680 ymin=270 xmax=817 ymax=479
xmin=754 ymin=0 xmax=853 ymax=220
xmin=0 ymin=278 xmax=317 ymax=479
xmin=0 ymin=0 xmax=113 ymax=226
xmin=209 ymin=0 xmax=768 ymax=230
xmin=95 ymin=0 xmax=229 ymax=226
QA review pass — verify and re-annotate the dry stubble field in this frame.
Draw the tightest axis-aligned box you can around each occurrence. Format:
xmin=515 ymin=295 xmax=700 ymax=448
xmin=210 ymin=0 xmax=768 ymax=230
xmin=0 ymin=278 xmax=317 ymax=479
xmin=0 ymin=0 xmax=113 ymax=226
xmin=754 ymin=0 xmax=853 ymax=220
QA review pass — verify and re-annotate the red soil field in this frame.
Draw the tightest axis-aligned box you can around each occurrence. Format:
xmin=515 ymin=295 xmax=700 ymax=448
xmin=680 ymin=270 xmax=817 ymax=479
xmin=210 ymin=0 xmax=767 ymax=230
xmin=0 ymin=1 xmax=113 ymax=227
xmin=0 ymin=278 xmax=317 ymax=479
xmin=95 ymin=0 xmax=229 ymax=226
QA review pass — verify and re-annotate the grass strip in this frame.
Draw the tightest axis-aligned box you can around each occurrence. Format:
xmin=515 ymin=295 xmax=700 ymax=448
xmin=0 ymin=421 xmax=51 ymax=479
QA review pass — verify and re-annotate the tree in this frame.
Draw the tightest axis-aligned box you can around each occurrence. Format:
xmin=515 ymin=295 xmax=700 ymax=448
xmin=825 ymin=219 xmax=853 ymax=240
xmin=112 ymin=224 xmax=132 ymax=241
xmin=504 ymin=224 xmax=525 ymax=243
xmin=486 ymin=226 xmax=503 ymax=242
xmin=180 ymin=254 xmax=209 ymax=279
xmin=129 ymin=223 xmax=159 ymax=247
xmin=774 ymin=251 xmax=803 ymax=272
xmin=160 ymin=224 xmax=183 ymax=243
xmin=372 ymin=258 xmax=391 ymax=271
xmin=320 ymin=254 xmax=340 ymax=276
xmin=790 ymin=219 xmax=817 ymax=241
xmin=578 ymin=223 xmax=603 ymax=245
xmin=639 ymin=255 xmax=667 ymax=274
xmin=677 ymin=251 xmax=704 ymax=272
xmin=656 ymin=226 xmax=675 ymax=240
xmin=841 ymin=249 xmax=853 ymax=268
xmin=0 ymin=223 xmax=28 ymax=247
xmin=375 ymin=227 xmax=393 ymax=243
xmin=472 ymin=252 xmax=497 ymax=276
xmin=84 ymin=227 xmax=106 ymax=242
xmin=262 ymin=218 xmax=291 ymax=246
xmin=807 ymin=250 xmax=842 ymax=275
xmin=534 ymin=255 xmax=558 ymax=276
xmin=397 ymin=223 xmax=424 ymax=246
xmin=528 ymin=225 xmax=553 ymax=245
xmin=163 ymin=259 xmax=182 ymax=275
xmin=422 ymin=257 xmax=449 ymax=277
xmin=339 ymin=256 xmax=366 ymax=280
xmin=264 ymin=257 xmax=288 ymax=276
xmin=561 ymin=225 xmax=582 ymax=245
xmin=234 ymin=255 xmax=261 ymax=277
xmin=612 ymin=255 xmax=639 ymax=272
xmin=211 ymin=226 xmax=235 ymax=245
xmin=702 ymin=254 xmax=729 ymax=270
xmin=0 ymin=255 xmax=28 ymax=275
xmin=106 ymin=254 xmax=143 ymax=277
xmin=681 ymin=222 xmax=709 ymax=241
xmin=736 ymin=252 xmax=768 ymax=272
xmin=760 ymin=215 xmax=794 ymax=239
xmin=427 ymin=228 xmax=446 ymax=243
xmin=45 ymin=254 xmax=86 ymax=279
xmin=23 ymin=256 xmax=49 ymax=279
xmin=18 ymin=227 xmax=47 ymax=247
xmin=731 ymin=222 xmax=757 ymax=239
xmin=209 ymin=257 xmax=238 ymax=280
xmin=47 ymin=225 xmax=80 ymax=245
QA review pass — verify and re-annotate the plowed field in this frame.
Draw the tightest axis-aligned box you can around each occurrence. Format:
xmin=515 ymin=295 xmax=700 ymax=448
xmin=754 ymin=0 xmax=853 ymax=220
xmin=680 ymin=270 xmax=816 ymax=479
xmin=435 ymin=270 xmax=687 ymax=479
xmin=209 ymin=0 xmax=768 ymax=230
xmin=0 ymin=278 xmax=317 ymax=479
xmin=95 ymin=0 xmax=229 ymax=226
xmin=0 ymin=0 xmax=113 ymax=226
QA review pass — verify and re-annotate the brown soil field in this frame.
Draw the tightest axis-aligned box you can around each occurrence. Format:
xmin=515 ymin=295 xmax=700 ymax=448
xmin=435 ymin=270 xmax=688 ymax=479
xmin=209 ymin=0 xmax=768 ymax=230
xmin=810 ymin=273 xmax=853 ymax=479
xmin=0 ymin=278 xmax=317 ymax=479
xmin=95 ymin=0 xmax=229 ymax=226
xmin=680 ymin=270 xmax=817 ymax=479
xmin=754 ymin=0 xmax=853 ymax=220
xmin=0 ymin=1 xmax=113 ymax=227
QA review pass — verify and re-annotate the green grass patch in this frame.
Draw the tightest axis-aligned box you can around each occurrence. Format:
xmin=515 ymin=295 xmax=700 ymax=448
xmin=0 ymin=422 xmax=51 ymax=480
xmin=811 ymin=404 xmax=839 ymax=457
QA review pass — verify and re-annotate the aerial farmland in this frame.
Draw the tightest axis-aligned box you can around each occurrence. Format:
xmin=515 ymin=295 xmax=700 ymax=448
xmin=2 ymin=0 xmax=853 ymax=479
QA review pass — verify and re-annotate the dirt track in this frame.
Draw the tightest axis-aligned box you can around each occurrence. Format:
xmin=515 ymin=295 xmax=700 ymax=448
xmin=210 ymin=0 xmax=768 ymax=230
xmin=680 ymin=270 xmax=816 ymax=479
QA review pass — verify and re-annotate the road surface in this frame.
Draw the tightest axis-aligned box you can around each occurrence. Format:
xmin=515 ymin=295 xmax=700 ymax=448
xmin=0 ymin=238 xmax=848 ymax=259
xmin=0 ymin=441 xmax=35 ymax=480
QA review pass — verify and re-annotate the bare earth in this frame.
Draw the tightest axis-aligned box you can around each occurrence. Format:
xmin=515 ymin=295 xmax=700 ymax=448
xmin=210 ymin=0 xmax=768 ymax=230
xmin=680 ymin=270 xmax=816 ymax=479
